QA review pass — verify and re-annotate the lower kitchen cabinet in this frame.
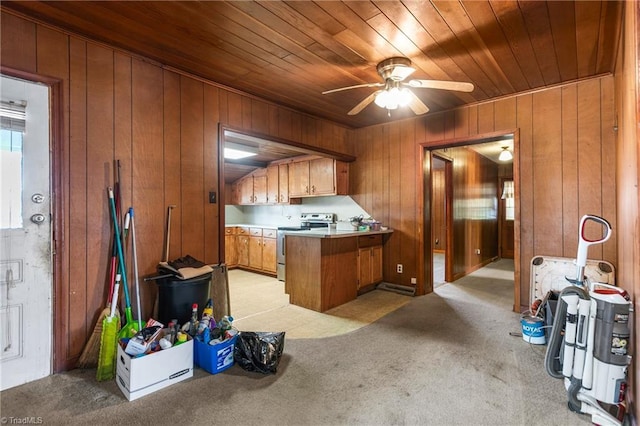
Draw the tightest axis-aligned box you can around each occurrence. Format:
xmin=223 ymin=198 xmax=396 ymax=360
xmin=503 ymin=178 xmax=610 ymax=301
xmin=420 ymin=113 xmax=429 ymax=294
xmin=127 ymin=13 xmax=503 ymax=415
xmin=357 ymin=234 xmax=383 ymax=290
xmin=226 ymin=226 xmax=277 ymax=276
xmin=237 ymin=234 xmax=249 ymax=267
xmin=358 ymin=245 xmax=383 ymax=290
xmin=285 ymin=235 xmax=358 ymax=312
xmin=225 ymin=228 xmax=237 ymax=267
xmin=262 ymin=238 xmax=276 ymax=273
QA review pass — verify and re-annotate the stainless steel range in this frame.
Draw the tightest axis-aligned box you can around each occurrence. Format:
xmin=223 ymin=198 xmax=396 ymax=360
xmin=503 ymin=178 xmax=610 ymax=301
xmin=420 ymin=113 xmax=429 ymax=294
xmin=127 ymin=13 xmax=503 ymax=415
xmin=276 ymin=213 xmax=335 ymax=281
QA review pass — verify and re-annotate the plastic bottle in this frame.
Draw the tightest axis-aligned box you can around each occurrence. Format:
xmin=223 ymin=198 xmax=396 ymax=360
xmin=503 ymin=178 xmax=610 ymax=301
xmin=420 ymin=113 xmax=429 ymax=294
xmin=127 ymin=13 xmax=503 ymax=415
xmin=219 ymin=315 xmax=234 ymax=332
xmin=174 ymin=332 xmax=187 ymax=346
xmin=197 ymin=299 xmax=215 ymax=334
xmin=188 ymin=303 xmax=198 ymax=337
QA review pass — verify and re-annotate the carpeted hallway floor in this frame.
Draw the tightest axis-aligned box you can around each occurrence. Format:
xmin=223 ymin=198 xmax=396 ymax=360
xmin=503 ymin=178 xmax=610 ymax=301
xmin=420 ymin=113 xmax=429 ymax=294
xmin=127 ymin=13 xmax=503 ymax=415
xmin=0 ymin=259 xmax=593 ymax=425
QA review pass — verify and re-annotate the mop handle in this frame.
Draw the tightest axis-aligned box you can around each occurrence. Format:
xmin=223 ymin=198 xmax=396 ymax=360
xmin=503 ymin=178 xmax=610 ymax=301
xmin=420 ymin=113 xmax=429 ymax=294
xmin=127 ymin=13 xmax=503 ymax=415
xmin=109 ymin=277 xmax=120 ymax=319
xmin=130 ymin=207 xmax=143 ymax=330
xmin=108 ymin=188 xmax=131 ymax=307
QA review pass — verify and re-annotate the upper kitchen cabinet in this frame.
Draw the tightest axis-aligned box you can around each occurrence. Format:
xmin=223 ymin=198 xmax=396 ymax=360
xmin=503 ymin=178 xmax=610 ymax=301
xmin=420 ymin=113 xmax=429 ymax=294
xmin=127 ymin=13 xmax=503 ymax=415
xmin=221 ymin=127 xmax=354 ymax=206
xmin=289 ymin=157 xmax=348 ymax=197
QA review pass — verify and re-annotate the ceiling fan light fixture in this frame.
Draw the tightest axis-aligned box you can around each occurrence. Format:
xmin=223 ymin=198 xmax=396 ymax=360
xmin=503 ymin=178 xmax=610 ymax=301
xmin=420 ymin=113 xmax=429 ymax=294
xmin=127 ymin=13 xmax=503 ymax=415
xmin=498 ymin=146 xmax=513 ymax=162
xmin=374 ymin=87 xmax=412 ymax=110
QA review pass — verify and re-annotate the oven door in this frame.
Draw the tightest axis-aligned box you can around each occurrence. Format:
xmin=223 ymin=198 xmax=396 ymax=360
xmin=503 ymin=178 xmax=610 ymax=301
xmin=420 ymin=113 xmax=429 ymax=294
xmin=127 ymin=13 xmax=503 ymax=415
xmin=276 ymin=230 xmax=286 ymax=281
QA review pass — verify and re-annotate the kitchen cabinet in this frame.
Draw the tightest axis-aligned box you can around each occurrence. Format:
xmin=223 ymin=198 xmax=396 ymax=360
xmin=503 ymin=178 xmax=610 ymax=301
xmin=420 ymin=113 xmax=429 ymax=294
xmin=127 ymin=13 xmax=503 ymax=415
xmin=248 ymin=227 xmax=263 ymax=269
xmin=266 ymin=165 xmax=279 ymax=204
xmin=284 ymin=230 xmax=392 ymax=311
xmin=229 ymin=226 xmax=277 ymax=275
xmin=261 ymin=228 xmax=277 ymax=273
xmin=236 ymin=227 xmax=250 ymax=267
xmin=225 ymin=227 xmax=237 ymax=267
xmin=288 ymin=157 xmax=349 ymax=198
xmin=358 ymin=235 xmax=383 ymax=290
xmin=285 ymin=235 xmax=358 ymax=312
xmin=278 ymin=164 xmax=289 ymax=203
xmin=235 ymin=172 xmax=267 ymax=205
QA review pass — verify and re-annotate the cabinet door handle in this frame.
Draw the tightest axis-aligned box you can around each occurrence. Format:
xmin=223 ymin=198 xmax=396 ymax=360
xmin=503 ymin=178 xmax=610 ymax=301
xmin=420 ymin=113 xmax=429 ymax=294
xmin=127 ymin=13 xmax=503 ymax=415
xmin=311 ymin=185 xmax=316 ymax=193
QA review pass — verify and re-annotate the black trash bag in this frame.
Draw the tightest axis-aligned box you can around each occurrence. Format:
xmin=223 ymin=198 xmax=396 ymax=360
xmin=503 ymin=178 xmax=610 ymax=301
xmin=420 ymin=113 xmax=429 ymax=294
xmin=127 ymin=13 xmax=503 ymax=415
xmin=234 ymin=331 xmax=285 ymax=374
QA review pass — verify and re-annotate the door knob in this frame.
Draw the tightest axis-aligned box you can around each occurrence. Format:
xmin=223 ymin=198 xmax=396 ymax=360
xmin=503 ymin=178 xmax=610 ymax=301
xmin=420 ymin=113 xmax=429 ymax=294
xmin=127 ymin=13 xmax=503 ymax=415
xmin=30 ymin=213 xmax=46 ymax=224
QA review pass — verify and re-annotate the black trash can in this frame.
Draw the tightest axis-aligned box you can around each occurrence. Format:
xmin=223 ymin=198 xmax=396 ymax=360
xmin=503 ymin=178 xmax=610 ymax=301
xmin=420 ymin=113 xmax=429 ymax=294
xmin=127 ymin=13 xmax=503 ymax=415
xmin=156 ymin=272 xmax=211 ymax=326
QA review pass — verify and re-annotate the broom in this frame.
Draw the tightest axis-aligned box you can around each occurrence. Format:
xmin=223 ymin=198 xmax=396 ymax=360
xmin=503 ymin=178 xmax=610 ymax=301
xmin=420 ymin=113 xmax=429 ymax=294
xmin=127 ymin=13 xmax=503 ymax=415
xmin=76 ymin=246 xmax=117 ymax=368
xmin=77 ymin=176 xmax=123 ymax=368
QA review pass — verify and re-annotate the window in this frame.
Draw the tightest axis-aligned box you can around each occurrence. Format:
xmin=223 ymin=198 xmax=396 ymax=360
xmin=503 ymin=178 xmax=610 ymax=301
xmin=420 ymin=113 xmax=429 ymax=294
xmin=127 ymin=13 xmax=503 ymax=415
xmin=501 ymin=180 xmax=514 ymax=221
xmin=1 ymin=100 xmax=26 ymax=229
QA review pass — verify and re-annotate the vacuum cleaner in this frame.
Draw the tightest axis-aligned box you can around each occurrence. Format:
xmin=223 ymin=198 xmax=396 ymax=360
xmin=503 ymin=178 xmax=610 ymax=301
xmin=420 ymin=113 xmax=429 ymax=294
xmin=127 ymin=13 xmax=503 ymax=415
xmin=544 ymin=215 xmax=632 ymax=425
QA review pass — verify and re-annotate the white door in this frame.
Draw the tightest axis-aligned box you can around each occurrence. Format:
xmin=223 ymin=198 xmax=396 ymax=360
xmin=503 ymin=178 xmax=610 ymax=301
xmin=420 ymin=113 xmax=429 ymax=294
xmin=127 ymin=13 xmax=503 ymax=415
xmin=0 ymin=75 xmax=52 ymax=390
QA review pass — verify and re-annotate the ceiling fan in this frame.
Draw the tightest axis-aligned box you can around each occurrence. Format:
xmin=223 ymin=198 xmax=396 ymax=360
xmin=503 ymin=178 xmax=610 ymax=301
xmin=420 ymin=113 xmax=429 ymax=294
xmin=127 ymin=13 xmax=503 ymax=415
xmin=322 ymin=57 xmax=474 ymax=116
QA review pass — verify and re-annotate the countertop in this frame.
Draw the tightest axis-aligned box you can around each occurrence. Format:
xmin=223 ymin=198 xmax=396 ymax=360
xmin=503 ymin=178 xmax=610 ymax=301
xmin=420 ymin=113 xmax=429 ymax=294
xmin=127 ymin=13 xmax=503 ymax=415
xmin=226 ymin=224 xmax=278 ymax=229
xmin=282 ymin=228 xmax=393 ymax=238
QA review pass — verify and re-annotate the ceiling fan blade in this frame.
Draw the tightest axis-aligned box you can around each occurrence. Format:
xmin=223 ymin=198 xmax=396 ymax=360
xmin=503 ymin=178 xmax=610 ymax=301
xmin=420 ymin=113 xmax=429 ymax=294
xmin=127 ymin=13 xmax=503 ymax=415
xmin=348 ymin=91 xmax=379 ymax=115
xmin=322 ymin=82 xmax=384 ymax=95
xmin=407 ymin=79 xmax=474 ymax=92
xmin=406 ymin=90 xmax=429 ymax=115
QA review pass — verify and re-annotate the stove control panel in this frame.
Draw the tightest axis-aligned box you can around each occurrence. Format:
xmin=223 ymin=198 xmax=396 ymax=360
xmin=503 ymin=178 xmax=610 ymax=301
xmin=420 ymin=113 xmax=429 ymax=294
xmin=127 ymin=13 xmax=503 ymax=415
xmin=300 ymin=213 xmax=335 ymax=223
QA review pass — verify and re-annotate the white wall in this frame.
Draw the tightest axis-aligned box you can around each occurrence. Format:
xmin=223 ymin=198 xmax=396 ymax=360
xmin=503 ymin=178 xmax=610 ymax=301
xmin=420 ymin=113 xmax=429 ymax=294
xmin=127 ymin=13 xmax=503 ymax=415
xmin=225 ymin=196 xmax=371 ymax=227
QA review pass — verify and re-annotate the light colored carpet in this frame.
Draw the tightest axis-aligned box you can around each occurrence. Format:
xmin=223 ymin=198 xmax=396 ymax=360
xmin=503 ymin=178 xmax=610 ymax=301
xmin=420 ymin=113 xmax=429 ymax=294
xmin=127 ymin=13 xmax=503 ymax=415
xmin=229 ymin=269 xmax=412 ymax=339
xmin=0 ymin=259 xmax=593 ymax=425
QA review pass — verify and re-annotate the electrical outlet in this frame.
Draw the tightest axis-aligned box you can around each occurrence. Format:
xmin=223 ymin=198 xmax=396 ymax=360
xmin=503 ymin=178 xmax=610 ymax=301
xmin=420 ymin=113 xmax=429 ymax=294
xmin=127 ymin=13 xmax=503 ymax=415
xmin=396 ymin=264 xmax=403 ymax=273
xmin=411 ymin=277 xmax=417 ymax=284
xmin=475 ymin=249 xmax=481 ymax=255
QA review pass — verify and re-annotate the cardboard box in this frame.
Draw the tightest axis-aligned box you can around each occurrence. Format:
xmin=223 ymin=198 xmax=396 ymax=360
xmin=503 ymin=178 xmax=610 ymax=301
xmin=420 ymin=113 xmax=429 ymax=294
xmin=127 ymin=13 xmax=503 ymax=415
xmin=116 ymin=333 xmax=193 ymax=401
xmin=194 ymin=334 xmax=237 ymax=374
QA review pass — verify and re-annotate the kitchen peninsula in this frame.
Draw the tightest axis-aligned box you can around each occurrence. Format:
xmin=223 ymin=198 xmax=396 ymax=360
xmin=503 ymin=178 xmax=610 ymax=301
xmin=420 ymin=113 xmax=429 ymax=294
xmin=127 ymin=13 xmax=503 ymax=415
xmin=284 ymin=228 xmax=393 ymax=312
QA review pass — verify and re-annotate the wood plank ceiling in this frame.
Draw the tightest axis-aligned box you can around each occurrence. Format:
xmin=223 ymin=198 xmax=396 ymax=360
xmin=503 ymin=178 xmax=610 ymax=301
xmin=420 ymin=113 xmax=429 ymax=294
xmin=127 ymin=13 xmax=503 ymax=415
xmin=2 ymin=1 xmax=622 ymax=129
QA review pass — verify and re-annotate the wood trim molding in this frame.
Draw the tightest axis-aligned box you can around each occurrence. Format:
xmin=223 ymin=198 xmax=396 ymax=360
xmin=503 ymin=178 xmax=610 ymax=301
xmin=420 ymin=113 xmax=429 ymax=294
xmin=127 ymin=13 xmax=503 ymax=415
xmin=1 ymin=65 xmax=68 ymax=372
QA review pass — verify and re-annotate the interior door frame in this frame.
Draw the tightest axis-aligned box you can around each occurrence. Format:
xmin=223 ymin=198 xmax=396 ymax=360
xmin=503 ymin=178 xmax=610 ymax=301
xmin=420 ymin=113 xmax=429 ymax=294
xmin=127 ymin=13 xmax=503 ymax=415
xmin=431 ymin=153 xmax=454 ymax=283
xmin=1 ymin=66 xmax=66 ymax=372
xmin=418 ymin=129 xmax=521 ymax=312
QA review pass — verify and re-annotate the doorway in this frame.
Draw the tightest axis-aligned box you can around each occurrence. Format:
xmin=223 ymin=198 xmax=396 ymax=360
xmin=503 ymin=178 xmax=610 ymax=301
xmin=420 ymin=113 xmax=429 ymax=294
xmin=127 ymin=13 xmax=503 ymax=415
xmin=0 ymin=75 xmax=53 ymax=390
xmin=422 ymin=133 xmax=518 ymax=308
xmin=431 ymin=154 xmax=452 ymax=287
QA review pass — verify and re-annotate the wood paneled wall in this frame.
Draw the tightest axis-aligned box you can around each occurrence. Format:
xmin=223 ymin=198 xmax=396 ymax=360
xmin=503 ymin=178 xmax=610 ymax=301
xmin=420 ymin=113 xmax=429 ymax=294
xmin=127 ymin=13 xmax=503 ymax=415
xmin=0 ymin=11 xmax=352 ymax=371
xmin=614 ymin=0 xmax=639 ymax=411
xmin=352 ymin=75 xmax=617 ymax=309
xmin=450 ymin=147 xmax=499 ymax=280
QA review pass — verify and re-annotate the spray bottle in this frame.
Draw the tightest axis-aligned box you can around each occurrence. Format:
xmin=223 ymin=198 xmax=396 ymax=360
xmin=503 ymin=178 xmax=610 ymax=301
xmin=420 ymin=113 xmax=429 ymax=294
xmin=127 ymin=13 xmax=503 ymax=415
xmin=188 ymin=303 xmax=198 ymax=337
xmin=197 ymin=299 xmax=215 ymax=334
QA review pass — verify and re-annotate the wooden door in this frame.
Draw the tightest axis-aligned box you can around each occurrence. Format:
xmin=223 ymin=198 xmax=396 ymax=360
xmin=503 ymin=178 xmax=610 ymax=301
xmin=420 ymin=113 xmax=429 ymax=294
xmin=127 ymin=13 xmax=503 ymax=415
xmin=253 ymin=175 xmax=267 ymax=204
xmin=238 ymin=177 xmax=254 ymax=204
xmin=358 ymin=247 xmax=372 ymax=289
xmin=309 ymin=158 xmax=335 ymax=195
xmin=266 ymin=165 xmax=279 ymax=204
xmin=224 ymin=234 xmax=237 ymax=266
xmin=236 ymin=235 xmax=249 ymax=266
xmin=249 ymin=236 xmax=263 ymax=269
xmin=278 ymin=164 xmax=289 ymax=203
xmin=288 ymin=161 xmax=309 ymax=197
xmin=371 ymin=245 xmax=383 ymax=283
xmin=262 ymin=237 xmax=277 ymax=273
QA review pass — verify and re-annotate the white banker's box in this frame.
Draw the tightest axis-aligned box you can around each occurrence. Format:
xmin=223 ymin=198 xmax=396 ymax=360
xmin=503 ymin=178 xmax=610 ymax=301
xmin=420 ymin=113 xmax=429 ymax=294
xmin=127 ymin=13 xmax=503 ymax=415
xmin=116 ymin=334 xmax=193 ymax=401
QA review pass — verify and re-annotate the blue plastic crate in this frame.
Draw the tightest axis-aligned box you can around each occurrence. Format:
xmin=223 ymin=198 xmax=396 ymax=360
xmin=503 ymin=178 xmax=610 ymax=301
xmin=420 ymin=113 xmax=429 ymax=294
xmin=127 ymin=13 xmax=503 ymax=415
xmin=194 ymin=334 xmax=237 ymax=374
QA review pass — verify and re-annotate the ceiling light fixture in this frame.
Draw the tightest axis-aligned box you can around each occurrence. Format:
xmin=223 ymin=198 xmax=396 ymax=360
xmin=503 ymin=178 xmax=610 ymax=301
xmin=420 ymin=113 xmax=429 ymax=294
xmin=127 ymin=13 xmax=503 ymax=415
xmin=498 ymin=146 xmax=512 ymax=162
xmin=374 ymin=82 xmax=412 ymax=111
xmin=224 ymin=142 xmax=257 ymax=160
